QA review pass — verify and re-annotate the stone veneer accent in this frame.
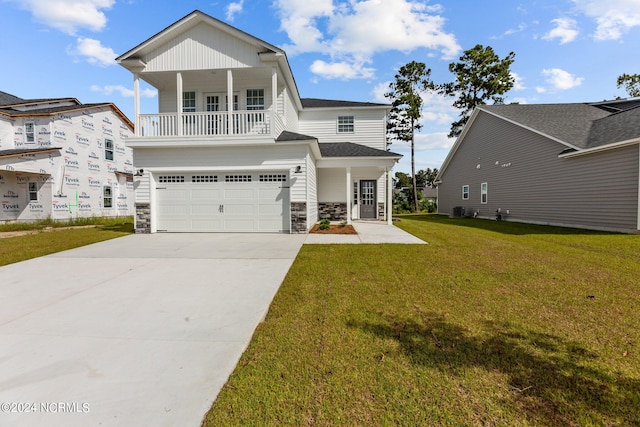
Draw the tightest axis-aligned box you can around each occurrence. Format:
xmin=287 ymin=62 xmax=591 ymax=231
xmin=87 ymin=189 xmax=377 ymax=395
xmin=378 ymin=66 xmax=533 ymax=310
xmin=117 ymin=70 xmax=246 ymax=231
xmin=318 ymin=202 xmax=348 ymax=221
xmin=135 ymin=203 xmax=151 ymax=234
xmin=290 ymin=202 xmax=307 ymax=233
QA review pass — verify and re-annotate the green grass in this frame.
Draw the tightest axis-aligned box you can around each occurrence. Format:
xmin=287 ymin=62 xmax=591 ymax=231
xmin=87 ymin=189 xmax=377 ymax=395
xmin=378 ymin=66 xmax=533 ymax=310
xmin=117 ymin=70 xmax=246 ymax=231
xmin=204 ymin=215 xmax=640 ymax=426
xmin=0 ymin=221 xmax=133 ymax=266
xmin=0 ymin=216 xmax=134 ymax=232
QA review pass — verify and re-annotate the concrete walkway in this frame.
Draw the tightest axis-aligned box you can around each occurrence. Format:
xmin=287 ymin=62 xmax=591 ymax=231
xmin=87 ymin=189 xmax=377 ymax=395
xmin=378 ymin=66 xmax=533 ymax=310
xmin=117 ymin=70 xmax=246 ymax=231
xmin=304 ymin=221 xmax=427 ymax=244
xmin=0 ymin=233 xmax=306 ymax=427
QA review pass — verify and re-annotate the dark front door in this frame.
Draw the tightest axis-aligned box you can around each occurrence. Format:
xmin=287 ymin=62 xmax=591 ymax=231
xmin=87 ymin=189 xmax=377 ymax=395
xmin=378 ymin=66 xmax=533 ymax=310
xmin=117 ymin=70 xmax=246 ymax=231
xmin=360 ymin=180 xmax=376 ymax=219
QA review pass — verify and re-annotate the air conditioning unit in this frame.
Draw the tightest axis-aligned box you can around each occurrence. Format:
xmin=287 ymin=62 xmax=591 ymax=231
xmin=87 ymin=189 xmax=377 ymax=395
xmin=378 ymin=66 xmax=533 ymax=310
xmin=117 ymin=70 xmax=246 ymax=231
xmin=452 ymin=206 xmax=463 ymax=218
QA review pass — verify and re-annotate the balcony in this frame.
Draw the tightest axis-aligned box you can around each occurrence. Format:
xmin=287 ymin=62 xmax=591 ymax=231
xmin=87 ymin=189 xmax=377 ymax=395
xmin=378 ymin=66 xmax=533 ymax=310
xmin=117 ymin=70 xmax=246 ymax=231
xmin=135 ymin=109 xmax=285 ymax=138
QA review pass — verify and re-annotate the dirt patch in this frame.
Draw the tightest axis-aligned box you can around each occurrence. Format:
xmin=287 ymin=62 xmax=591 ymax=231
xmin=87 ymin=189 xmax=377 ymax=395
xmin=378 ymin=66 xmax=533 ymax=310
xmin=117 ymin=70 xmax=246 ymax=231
xmin=309 ymin=224 xmax=357 ymax=234
xmin=0 ymin=225 xmax=99 ymax=239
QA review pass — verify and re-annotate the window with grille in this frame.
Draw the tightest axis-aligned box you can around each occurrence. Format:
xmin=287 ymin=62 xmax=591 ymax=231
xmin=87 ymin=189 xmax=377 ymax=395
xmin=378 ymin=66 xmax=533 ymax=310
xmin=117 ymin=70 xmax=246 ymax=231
xmin=25 ymin=122 xmax=35 ymax=143
xmin=462 ymin=185 xmax=469 ymax=200
xmin=246 ymin=89 xmax=265 ymax=110
xmin=481 ymin=182 xmax=488 ymax=204
xmin=105 ymin=138 xmax=114 ymax=161
xmin=183 ymin=91 xmax=196 ymax=112
xmin=103 ymin=186 xmax=112 ymax=208
xmin=259 ymin=174 xmax=287 ymax=182
xmin=337 ymin=116 xmax=354 ymax=133
xmin=158 ymin=176 xmax=185 ymax=183
xmin=225 ymin=175 xmax=252 ymax=182
xmin=28 ymin=182 xmax=38 ymax=201
xmin=191 ymin=175 xmax=218 ymax=183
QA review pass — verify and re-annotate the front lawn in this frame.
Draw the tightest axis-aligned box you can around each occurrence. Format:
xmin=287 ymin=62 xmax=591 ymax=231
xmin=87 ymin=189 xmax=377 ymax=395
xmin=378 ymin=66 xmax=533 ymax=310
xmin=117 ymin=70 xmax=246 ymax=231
xmin=204 ymin=215 xmax=640 ymax=426
xmin=0 ymin=221 xmax=133 ymax=267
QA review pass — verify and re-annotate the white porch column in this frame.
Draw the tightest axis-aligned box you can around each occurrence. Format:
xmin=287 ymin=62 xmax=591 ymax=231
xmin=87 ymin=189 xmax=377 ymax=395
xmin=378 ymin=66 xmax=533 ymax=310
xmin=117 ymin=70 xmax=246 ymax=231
xmin=176 ymin=72 xmax=183 ymax=136
xmin=133 ymin=73 xmax=140 ymax=136
xmin=346 ymin=166 xmax=352 ymax=224
xmin=271 ymin=66 xmax=277 ymax=135
xmin=387 ymin=168 xmax=393 ymax=225
xmin=227 ymin=69 xmax=234 ymax=135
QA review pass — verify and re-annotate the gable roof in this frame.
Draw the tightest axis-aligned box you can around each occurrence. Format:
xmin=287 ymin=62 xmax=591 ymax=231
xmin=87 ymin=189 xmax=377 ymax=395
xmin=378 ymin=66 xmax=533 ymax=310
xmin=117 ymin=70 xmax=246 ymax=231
xmin=437 ymin=98 xmax=640 ymax=181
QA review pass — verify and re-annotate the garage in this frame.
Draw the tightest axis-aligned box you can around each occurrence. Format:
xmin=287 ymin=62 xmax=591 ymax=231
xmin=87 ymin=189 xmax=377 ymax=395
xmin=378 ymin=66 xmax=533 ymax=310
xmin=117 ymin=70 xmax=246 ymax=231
xmin=155 ymin=172 xmax=290 ymax=233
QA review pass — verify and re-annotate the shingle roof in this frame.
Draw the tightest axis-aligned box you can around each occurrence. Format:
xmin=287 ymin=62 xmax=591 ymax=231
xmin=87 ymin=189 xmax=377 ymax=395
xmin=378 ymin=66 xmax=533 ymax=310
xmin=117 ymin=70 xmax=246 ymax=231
xmin=0 ymin=91 xmax=25 ymax=106
xmin=318 ymin=142 xmax=401 ymax=158
xmin=276 ymin=131 xmax=317 ymax=142
xmin=301 ymin=98 xmax=389 ymax=109
xmin=480 ymin=100 xmax=640 ymax=149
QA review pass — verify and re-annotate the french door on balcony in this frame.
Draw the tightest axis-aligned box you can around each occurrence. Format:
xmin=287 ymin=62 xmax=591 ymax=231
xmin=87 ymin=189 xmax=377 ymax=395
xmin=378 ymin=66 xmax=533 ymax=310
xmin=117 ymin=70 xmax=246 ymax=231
xmin=204 ymin=93 xmax=238 ymax=135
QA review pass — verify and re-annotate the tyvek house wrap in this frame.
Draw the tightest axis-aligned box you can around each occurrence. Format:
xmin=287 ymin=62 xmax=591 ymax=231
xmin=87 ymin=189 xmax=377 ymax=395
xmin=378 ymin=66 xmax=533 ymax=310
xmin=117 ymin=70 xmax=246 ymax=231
xmin=0 ymin=106 xmax=134 ymax=221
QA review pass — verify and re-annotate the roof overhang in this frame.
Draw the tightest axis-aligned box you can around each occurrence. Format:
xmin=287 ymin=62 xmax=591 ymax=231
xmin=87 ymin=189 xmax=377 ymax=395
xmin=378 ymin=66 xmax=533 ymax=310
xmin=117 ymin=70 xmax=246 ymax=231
xmin=558 ymin=137 xmax=640 ymax=158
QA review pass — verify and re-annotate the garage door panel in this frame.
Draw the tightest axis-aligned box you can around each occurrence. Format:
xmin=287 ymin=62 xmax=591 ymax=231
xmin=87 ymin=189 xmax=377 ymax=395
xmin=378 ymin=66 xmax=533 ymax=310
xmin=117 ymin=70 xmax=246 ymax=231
xmin=156 ymin=172 xmax=289 ymax=233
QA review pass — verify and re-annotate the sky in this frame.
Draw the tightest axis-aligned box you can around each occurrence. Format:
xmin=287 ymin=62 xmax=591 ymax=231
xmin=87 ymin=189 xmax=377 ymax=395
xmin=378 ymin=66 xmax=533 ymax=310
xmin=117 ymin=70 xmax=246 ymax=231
xmin=1 ymin=0 xmax=640 ymax=174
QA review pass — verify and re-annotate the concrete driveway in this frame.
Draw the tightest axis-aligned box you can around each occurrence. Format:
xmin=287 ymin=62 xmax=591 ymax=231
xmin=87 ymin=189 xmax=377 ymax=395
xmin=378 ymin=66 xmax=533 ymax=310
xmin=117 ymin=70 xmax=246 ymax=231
xmin=0 ymin=233 xmax=305 ymax=427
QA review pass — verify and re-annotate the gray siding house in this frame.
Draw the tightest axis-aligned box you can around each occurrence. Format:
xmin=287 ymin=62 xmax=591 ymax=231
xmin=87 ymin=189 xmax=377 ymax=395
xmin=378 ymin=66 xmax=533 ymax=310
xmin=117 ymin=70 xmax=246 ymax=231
xmin=436 ymin=99 xmax=640 ymax=233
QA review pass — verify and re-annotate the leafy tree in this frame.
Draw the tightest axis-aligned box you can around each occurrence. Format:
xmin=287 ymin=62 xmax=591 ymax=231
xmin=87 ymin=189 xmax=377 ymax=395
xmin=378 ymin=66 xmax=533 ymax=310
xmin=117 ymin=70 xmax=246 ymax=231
xmin=440 ymin=44 xmax=515 ymax=138
xmin=394 ymin=171 xmax=413 ymax=189
xmin=385 ymin=61 xmax=435 ymax=213
xmin=617 ymin=73 xmax=640 ymax=97
xmin=416 ymin=168 xmax=439 ymax=188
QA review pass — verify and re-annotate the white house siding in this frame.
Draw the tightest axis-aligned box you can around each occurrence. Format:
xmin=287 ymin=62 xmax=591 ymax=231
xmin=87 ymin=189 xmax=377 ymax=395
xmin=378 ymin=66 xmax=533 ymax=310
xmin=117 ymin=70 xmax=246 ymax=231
xmin=132 ymin=144 xmax=308 ymax=202
xmin=0 ymin=107 xmax=134 ymax=222
xmin=306 ymin=149 xmax=318 ymax=226
xmin=283 ymin=87 xmax=299 ymax=132
xmin=438 ymin=111 xmax=640 ymax=233
xmin=142 ymin=22 xmax=262 ymax=72
xmin=298 ymin=109 xmax=386 ymax=149
xmin=0 ymin=117 xmax=13 ymax=149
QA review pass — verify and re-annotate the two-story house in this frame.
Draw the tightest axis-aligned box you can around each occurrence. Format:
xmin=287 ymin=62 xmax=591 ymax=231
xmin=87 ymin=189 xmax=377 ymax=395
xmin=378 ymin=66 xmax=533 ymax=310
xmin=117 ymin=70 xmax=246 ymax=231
xmin=0 ymin=91 xmax=134 ymax=222
xmin=116 ymin=10 xmax=401 ymax=234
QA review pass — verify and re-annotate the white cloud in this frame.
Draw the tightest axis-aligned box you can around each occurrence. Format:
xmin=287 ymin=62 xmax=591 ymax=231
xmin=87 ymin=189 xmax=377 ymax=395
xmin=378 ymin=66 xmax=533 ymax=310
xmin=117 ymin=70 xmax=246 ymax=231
xmin=536 ymin=86 xmax=547 ymax=93
xmin=91 ymin=85 xmax=157 ymax=98
xmin=310 ymin=60 xmax=375 ymax=79
xmin=69 ymin=37 xmax=116 ymax=66
xmin=511 ymin=72 xmax=526 ymax=91
xmin=542 ymin=68 xmax=584 ymax=90
xmin=9 ymin=0 xmax=114 ymax=35
xmin=274 ymin=0 xmax=460 ymax=80
xmin=573 ymin=0 xmax=640 ymax=40
xmin=543 ymin=18 xmax=579 ymax=44
xmin=226 ymin=0 xmax=244 ymax=21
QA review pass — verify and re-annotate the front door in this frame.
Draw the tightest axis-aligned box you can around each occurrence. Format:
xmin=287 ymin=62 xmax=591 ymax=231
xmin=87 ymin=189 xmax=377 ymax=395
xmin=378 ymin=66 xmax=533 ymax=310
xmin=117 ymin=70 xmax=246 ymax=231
xmin=360 ymin=180 xmax=376 ymax=219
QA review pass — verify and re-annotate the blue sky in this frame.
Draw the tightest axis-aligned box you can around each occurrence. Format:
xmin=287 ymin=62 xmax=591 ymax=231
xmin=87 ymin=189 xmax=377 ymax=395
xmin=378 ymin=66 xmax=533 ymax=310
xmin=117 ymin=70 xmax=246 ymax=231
xmin=1 ymin=0 xmax=640 ymax=173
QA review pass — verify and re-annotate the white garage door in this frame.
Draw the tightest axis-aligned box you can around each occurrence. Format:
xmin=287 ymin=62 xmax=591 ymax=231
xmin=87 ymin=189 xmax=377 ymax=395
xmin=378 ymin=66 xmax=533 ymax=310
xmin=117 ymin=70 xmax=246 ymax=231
xmin=155 ymin=172 xmax=290 ymax=233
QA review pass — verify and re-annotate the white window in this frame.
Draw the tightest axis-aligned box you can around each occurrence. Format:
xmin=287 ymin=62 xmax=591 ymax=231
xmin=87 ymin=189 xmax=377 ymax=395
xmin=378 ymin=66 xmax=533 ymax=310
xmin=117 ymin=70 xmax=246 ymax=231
xmin=246 ymin=89 xmax=264 ymax=110
xmin=28 ymin=182 xmax=38 ymax=201
xmin=158 ymin=175 xmax=185 ymax=183
xmin=481 ymin=182 xmax=488 ymax=204
xmin=353 ymin=181 xmax=358 ymax=205
xmin=183 ymin=91 xmax=196 ymax=112
xmin=462 ymin=185 xmax=469 ymax=200
xmin=192 ymin=175 xmax=218 ymax=183
xmin=25 ymin=122 xmax=35 ymax=143
xmin=104 ymin=138 xmax=114 ymax=161
xmin=103 ymin=186 xmax=113 ymax=208
xmin=225 ymin=174 xmax=252 ymax=182
xmin=337 ymin=116 xmax=354 ymax=133
xmin=259 ymin=174 xmax=287 ymax=182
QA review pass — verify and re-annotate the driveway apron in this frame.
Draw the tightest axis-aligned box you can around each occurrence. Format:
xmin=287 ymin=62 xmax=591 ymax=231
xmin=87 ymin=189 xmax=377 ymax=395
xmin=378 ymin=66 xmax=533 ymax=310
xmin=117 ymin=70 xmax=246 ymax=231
xmin=0 ymin=233 xmax=305 ymax=427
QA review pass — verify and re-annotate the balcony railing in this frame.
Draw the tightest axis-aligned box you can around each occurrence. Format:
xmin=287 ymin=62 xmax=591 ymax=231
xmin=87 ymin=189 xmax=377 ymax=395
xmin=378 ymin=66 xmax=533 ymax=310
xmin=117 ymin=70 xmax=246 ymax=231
xmin=136 ymin=110 xmax=275 ymax=137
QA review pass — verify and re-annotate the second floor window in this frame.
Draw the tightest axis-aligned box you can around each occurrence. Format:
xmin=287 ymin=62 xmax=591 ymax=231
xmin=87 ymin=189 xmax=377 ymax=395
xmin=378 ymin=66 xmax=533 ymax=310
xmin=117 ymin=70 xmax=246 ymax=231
xmin=183 ymin=91 xmax=196 ymax=112
xmin=246 ymin=89 xmax=264 ymax=110
xmin=337 ymin=116 xmax=354 ymax=133
xmin=25 ymin=122 xmax=35 ymax=143
xmin=105 ymin=138 xmax=114 ymax=160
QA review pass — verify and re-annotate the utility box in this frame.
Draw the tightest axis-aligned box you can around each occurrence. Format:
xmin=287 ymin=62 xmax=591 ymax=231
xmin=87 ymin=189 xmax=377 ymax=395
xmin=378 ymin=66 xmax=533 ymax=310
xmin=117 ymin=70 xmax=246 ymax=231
xmin=452 ymin=206 xmax=463 ymax=218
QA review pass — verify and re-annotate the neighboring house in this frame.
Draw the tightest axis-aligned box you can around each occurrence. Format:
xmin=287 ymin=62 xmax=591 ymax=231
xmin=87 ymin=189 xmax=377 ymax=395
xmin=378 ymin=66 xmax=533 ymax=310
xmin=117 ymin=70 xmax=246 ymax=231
xmin=116 ymin=10 xmax=400 ymax=234
xmin=436 ymin=99 xmax=640 ymax=233
xmin=0 ymin=91 xmax=134 ymax=222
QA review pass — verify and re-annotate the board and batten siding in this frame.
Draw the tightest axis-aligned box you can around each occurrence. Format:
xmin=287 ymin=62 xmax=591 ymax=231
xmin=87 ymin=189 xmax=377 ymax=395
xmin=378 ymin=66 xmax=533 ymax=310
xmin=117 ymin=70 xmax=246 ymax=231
xmin=298 ymin=109 xmax=386 ymax=149
xmin=132 ymin=145 xmax=309 ymax=203
xmin=438 ymin=111 xmax=640 ymax=233
xmin=142 ymin=22 xmax=262 ymax=72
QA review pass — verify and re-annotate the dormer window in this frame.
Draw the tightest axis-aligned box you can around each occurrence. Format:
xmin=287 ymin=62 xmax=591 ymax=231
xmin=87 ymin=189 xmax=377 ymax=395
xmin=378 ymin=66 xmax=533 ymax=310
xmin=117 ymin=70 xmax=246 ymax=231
xmin=337 ymin=116 xmax=354 ymax=133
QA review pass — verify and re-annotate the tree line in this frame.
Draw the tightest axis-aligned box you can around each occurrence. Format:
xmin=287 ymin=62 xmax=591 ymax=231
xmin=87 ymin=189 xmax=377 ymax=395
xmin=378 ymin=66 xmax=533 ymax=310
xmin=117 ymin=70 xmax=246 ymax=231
xmin=386 ymin=44 xmax=639 ymax=213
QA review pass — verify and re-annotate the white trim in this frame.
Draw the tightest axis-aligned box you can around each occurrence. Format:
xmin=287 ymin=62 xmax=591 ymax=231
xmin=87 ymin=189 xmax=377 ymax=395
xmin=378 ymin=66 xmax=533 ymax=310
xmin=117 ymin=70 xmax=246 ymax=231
xmin=558 ymin=138 xmax=640 ymax=158
xmin=346 ymin=166 xmax=352 ymax=224
xmin=480 ymin=182 xmax=488 ymax=204
xmin=462 ymin=184 xmax=469 ymax=200
xmin=387 ymin=168 xmax=393 ymax=225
